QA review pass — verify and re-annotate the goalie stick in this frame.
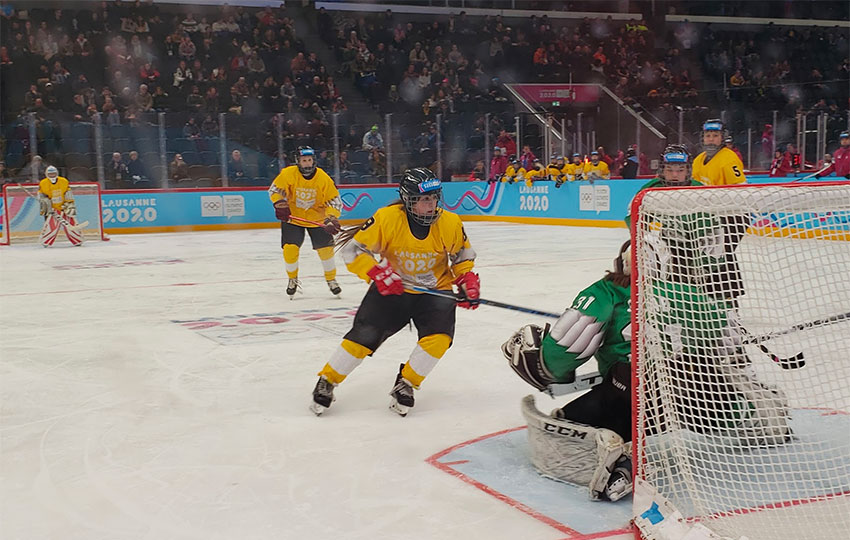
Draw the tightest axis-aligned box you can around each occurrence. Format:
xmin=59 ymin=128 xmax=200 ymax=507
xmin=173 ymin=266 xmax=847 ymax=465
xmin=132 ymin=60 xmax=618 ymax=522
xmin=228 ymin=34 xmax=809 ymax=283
xmin=16 ymin=183 xmax=89 ymax=232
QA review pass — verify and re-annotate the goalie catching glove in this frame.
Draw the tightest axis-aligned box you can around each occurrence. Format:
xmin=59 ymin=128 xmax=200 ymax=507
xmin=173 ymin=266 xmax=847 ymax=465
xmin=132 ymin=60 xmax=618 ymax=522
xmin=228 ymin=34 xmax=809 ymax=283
xmin=454 ymin=271 xmax=480 ymax=309
xmin=39 ymin=195 xmax=53 ymax=216
xmin=502 ymin=324 xmax=557 ymax=391
xmin=367 ymin=259 xmax=405 ymax=296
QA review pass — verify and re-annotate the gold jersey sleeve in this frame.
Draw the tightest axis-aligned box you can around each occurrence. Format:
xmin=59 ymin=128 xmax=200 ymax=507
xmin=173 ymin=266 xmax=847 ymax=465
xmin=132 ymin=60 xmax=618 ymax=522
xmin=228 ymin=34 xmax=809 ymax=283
xmin=564 ymin=163 xmax=580 ymax=180
xmin=341 ymin=204 xmax=476 ymax=291
xmin=692 ymin=148 xmax=746 ymax=185
xmin=39 ymin=177 xmax=73 ymax=211
xmin=546 ymin=165 xmax=567 ymax=181
xmin=502 ymin=165 xmax=525 ymax=183
xmin=268 ymin=166 xmax=342 ymax=224
xmin=525 ymin=166 xmax=547 ymax=186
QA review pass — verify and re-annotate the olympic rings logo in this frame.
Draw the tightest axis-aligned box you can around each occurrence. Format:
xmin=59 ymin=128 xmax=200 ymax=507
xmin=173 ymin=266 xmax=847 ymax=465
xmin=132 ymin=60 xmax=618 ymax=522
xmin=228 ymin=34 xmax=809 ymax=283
xmin=203 ymin=201 xmax=221 ymax=210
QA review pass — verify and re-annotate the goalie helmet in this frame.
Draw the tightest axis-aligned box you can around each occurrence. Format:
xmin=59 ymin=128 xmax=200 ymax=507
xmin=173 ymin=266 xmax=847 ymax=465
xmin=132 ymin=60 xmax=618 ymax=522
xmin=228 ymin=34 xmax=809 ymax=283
xmin=614 ymin=239 xmax=631 ymax=277
xmin=399 ymin=167 xmax=442 ymax=226
xmin=658 ymin=144 xmax=691 ymax=186
xmin=46 ymin=165 xmax=59 ymax=182
xmin=502 ymin=324 xmax=556 ymax=392
xmin=296 ymin=146 xmax=317 ymax=178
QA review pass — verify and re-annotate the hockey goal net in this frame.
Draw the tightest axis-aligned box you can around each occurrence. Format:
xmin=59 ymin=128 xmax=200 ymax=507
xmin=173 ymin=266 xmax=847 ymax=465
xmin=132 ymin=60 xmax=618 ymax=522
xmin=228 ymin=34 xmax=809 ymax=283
xmin=630 ymin=181 xmax=850 ymax=540
xmin=1 ymin=182 xmax=107 ymax=245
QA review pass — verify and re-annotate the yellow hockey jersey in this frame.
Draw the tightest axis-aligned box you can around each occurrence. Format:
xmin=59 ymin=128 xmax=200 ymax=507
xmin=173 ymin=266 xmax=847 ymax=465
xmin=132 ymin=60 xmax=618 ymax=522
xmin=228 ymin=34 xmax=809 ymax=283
xmin=524 ymin=165 xmax=548 ymax=186
xmin=583 ymin=161 xmax=610 ymax=180
xmin=268 ymin=165 xmax=342 ymax=225
xmin=39 ymin=176 xmax=74 ymax=211
xmin=563 ymin=163 xmax=582 ymax=181
xmin=501 ymin=165 xmax=526 ymax=183
xmin=341 ymin=203 xmax=476 ymax=291
xmin=547 ymin=165 xmax=568 ymax=182
xmin=692 ymin=147 xmax=746 ymax=185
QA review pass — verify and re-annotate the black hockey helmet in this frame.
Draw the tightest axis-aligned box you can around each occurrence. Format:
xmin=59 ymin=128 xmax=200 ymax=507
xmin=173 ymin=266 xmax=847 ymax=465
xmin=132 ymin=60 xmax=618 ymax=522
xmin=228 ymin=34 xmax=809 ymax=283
xmin=399 ymin=167 xmax=443 ymax=226
xmin=658 ymin=144 xmax=691 ymax=186
xmin=296 ymin=146 xmax=317 ymax=178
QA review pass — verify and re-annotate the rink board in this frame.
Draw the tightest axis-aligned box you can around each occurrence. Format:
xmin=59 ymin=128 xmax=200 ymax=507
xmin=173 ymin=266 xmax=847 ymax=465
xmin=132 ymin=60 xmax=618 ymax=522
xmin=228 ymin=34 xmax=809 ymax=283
xmin=3 ymin=176 xmax=840 ymax=239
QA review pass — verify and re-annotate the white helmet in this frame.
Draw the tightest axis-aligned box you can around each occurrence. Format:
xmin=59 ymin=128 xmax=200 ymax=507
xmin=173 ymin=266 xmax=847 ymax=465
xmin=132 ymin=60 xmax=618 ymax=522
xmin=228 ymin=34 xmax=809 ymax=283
xmin=46 ymin=165 xmax=59 ymax=180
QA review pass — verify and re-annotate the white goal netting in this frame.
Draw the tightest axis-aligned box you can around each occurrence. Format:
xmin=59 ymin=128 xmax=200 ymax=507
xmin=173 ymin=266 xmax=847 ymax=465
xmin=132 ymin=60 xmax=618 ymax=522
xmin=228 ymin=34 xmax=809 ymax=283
xmin=631 ymin=181 xmax=850 ymax=540
xmin=1 ymin=182 xmax=106 ymax=245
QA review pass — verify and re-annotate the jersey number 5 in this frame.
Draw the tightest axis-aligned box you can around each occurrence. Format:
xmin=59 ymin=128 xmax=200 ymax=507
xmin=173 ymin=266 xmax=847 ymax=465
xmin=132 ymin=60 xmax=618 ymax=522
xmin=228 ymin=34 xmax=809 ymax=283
xmin=732 ymin=165 xmax=741 ymax=177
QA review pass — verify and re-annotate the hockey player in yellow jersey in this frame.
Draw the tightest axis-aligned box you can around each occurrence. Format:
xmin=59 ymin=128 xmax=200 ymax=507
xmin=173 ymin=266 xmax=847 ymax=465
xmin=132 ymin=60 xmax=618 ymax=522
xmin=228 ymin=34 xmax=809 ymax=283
xmin=499 ymin=156 xmax=526 ymax=184
xmin=268 ymin=146 xmax=343 ymax=298
xmin=38 ymin=166 xmax=82 ymax=247
xmin=548 ymin=154 xmax=569 ymax=187
xmin=524 ymin=158 xmax=547 ymax=186
xmin=583 ymin=151 xmax=611 ymax=181
xmin=564 ymin=153 xmax=583 ymax=182
xmin=310 ymin=168 xmax=480 ymax=417
xmin=692 ymin=119 xmax=746 ymax=185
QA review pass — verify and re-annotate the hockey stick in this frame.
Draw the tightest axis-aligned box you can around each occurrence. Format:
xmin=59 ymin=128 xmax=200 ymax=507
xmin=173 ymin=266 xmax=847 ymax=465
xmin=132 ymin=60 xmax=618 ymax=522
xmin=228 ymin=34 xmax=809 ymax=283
xmin=288 ymin=215 xmax=325 ymax=228
xmin=791 ymin=164 xmax=831 ymax=182
xmin=402 ymin=282 xmax=563 ymax=319
xmin=17 ymin=184 xmax=89 ymax=232
xmin=740 ymin=310 xmax=849 ymax=369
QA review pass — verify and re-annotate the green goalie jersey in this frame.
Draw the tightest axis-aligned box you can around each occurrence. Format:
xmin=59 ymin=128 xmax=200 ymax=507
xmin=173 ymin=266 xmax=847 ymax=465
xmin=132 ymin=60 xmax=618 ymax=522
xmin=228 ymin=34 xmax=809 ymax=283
xmin=541 ymin=277 xmax=631 ymax=381
xmin=647 ymin=278 xmax=735 ymax=360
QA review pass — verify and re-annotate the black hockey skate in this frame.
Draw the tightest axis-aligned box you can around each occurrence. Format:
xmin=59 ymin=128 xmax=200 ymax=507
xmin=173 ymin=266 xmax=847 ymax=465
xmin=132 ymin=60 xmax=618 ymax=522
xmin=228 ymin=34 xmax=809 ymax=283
xmin=286 ymin=278 xmax=301 ymax=299
xmin=327 ymin=279 xmax=342 ymax=296
xmin=310 ymin=376 xmax=336 ymax=416
xmin=388 ymin=363 xmax=415 ymax=417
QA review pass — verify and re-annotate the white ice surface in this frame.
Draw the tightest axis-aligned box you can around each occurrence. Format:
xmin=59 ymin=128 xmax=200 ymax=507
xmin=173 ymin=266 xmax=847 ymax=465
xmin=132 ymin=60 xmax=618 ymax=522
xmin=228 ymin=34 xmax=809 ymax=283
xmin=0 ymin=223 xmax=630 ymax=540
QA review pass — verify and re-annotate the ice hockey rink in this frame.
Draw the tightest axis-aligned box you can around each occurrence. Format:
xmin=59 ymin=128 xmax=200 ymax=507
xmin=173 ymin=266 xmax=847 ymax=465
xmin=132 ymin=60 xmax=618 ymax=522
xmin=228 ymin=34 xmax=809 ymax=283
xmin=1 ymin=222 xmax=635 ymax=540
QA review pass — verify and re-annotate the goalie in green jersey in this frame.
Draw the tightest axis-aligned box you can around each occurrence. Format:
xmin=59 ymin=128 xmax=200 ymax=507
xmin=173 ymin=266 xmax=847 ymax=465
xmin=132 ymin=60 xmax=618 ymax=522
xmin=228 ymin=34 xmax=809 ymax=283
xmin=502 ymin=241 xmax=634 ymax=502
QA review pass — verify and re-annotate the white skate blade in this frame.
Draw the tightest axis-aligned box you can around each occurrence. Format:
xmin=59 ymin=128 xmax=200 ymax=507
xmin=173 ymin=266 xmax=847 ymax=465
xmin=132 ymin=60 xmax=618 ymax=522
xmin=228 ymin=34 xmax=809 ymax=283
xmin=389 ymin=398 xmax=410 ymax=417
xmin=310 ymin=401 xmax=328 ymax=416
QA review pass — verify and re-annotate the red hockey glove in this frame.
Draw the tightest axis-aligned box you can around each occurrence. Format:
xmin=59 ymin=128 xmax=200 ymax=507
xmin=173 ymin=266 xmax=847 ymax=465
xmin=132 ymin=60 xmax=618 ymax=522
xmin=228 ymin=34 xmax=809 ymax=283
xmin=454 ymin=271 xmax=480 ymax=310
xmin=322 ymin=216 xmax=341 ymax=235
xmin=367 ymin=259 xmax=405 ymax=296
xmin=274 ymin=200 xmax=291 ymax=221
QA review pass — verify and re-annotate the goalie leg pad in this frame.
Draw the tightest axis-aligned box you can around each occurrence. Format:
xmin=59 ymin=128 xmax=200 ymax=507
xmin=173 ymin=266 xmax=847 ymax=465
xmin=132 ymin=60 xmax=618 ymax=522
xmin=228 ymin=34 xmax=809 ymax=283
xmin=521 ymin=395 xmax=629 ymax=501
xmin=716 ymin=363 xmax=791 ymax=446
xmin=40 ymin=215 xmax=60 ymax=247
xmin=62 ymin=214 xmax=83 ymax=245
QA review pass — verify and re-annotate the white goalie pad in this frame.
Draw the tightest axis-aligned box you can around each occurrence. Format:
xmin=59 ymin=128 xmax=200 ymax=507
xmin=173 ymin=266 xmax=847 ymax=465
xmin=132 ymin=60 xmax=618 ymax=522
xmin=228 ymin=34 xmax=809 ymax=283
xmin=521 ymin=395 xmax=628 ymax=500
